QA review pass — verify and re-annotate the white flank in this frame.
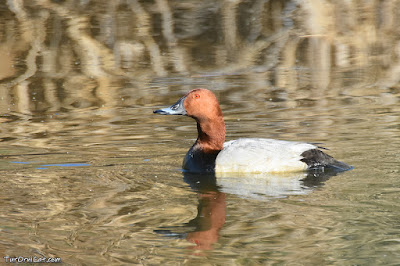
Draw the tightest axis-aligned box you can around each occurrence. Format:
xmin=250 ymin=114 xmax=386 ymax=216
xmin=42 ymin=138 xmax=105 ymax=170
xmin=215 ymin=138 xmax=316 ymax=174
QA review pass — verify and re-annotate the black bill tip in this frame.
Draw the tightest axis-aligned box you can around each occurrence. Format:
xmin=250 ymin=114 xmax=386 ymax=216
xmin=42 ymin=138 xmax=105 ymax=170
xmin=153 ymin=109 xmax=168 ymax=115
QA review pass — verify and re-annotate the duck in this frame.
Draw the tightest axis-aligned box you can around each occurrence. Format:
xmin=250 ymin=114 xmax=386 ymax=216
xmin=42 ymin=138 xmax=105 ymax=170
xmin=153 ymin=88 xmax=351 ymax=174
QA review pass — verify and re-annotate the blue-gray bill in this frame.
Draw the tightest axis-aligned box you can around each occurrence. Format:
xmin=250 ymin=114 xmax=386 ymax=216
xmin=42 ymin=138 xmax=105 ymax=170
xmin=153 ymin=96 xmax=187 ymax=115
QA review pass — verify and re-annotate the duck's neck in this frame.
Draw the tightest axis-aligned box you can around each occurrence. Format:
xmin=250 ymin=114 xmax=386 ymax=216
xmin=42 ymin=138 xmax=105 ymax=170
xmin=195 ymin=116 xmax=226 ymax=154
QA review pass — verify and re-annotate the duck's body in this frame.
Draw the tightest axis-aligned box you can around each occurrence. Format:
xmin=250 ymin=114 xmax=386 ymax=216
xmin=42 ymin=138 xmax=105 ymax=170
xmin=216 ymin=138 xmax=314 ymax=173
xmin=154 ymin=89 xmax=351 ymax=174
xmin=218 ymin=138 xmax=351 ymax=173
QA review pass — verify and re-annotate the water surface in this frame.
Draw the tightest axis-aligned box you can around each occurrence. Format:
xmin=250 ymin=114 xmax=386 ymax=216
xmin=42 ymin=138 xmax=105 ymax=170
xmin=1 ymin=1 xmax=400 ymax=265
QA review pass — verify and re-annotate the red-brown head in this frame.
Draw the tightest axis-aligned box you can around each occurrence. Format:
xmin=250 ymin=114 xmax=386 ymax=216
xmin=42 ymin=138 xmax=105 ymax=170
xmin=154 ymin=88 xmax=226 ymax=152
xmin=183 ymin=89 xmax=223 ymax=122
xmin=154 ymin=88 xmax=223 ymax=122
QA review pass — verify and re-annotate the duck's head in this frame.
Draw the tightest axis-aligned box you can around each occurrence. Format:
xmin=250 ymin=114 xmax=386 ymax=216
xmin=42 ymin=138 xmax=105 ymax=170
xmin=153 ymin=89 xmax=223 ymax=122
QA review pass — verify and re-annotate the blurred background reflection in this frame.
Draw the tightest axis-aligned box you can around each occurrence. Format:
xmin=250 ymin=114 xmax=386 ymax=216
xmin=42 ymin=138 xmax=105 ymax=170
xmin=1 ymin=1 xmax=400 ymax=265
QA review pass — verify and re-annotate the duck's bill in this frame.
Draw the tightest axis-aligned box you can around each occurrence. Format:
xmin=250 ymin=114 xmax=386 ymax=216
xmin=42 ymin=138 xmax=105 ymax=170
xmin=153 ymin=96 xmax=187 ymax=115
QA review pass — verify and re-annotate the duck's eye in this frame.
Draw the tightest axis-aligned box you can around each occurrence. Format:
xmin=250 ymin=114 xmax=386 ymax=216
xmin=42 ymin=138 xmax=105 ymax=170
xmin=195 ymin=94 xmax=200 ymax=99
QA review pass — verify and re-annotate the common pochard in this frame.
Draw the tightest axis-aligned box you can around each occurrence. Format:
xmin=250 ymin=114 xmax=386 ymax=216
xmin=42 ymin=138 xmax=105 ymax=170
xmin=154 ymin=89 xmax=351 ymax=174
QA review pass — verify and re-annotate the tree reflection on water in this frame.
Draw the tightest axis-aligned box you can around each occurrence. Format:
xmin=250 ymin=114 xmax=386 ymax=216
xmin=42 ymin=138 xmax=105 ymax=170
xmin=0 ymin=0 xmax=399 ymax=114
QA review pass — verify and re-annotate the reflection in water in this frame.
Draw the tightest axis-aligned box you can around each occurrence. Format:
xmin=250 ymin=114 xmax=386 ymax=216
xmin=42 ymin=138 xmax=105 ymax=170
xmin=183 ymin=174 xmax=225 ymax=250
xmin=156 ymin=169 xmax=338 ymax=250
xmin=0 ymin=1 xmax=399 ymax=265
xmin=1 ymin=0 xmax=400 ymax=113
xmin=155 ymin=174 xmax=224 ymax=250
xmin=216 ymin=170 xmax=334 ymax=200
xmin=10 ymin=162 xmax=90 ymax=168
xmin=185 ymin=191 xmax=226 ymax=250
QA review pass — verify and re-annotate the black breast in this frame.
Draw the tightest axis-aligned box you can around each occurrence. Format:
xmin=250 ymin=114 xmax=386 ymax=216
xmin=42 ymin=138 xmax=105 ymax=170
xmin=182 ymin=145 xmax=220 ymax=173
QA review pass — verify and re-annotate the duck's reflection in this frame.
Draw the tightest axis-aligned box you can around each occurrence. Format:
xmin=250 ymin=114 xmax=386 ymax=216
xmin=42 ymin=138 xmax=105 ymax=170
xmin=155 ymin=169 xmax=340 ymax=250
xmin=154 ymin=174 xmax=225 ymax=250
xmin=215 ymin=169 xmax=335 ymax=200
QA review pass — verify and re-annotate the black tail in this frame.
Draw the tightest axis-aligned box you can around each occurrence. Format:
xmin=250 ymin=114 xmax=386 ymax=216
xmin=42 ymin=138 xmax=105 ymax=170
xmin=301 ymin=149 xmax=352 ymax=172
